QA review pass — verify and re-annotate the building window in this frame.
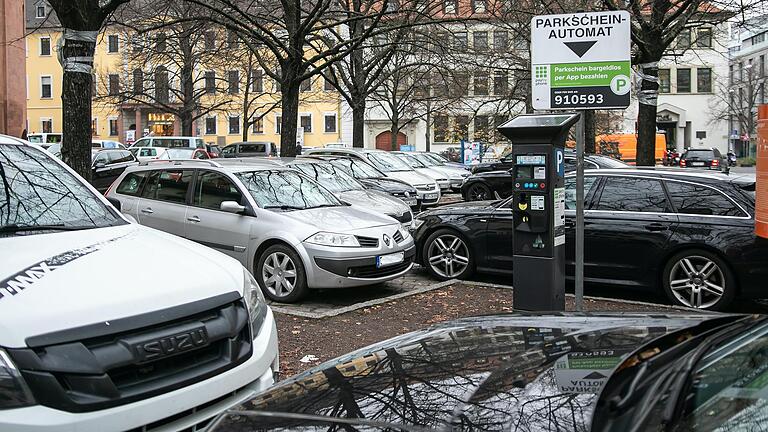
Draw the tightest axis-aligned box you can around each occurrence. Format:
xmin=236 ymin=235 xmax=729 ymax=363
xmin=107 ymin=35 xmax=119 ymax=53
xmin=697 ymin=68 xmax=712 ymax=93
xmin=474 ymin=71 xmax=489 ymax=96
xmin=229 ymin=116 xmax=240 ymax=134
xmin=91 ymin=118 xmax=98 ymax=136
xmin=274 ymin=76 xmax=281 ymax=92
xmin=434 ymin=115 xmax=448 ymax=142
xmin=275 ymin=115 xmax=282 ymax=133
xmin=41 ymin=118 xmax=52 ymax=133
xmin=474 ymin=115 xmax=489 ymax=140
xmin=454 ymin=72 xmax=469 ymax=96
xmin=300 ymin=78 xmax=312 ymax=92
xmin=228 ymin=70 xmax=239 ymax=94
xmin=39 ymin=37 xmax=51 ymax=56
xmin=658 ymin=69 xmax=670 ymax=93
xmin=324 ymin=77 xmax=335 ymax=91
xmin=133 ymin=69 xmax=143 ymax=94
xmin=443 ymin=0 xmax=457 ymax=14
xmin=454 ymin=32 xmax=468 ymax=51
xmin=760 ymin=55 xmax=765 ymax=77
xmin=300 ymin=114 xmax=312 ymax=133
xmin=205 ymin=116 xmax=217 ymax=135
xmin=696 ymin=28 xmax=712 ymax=48
xmin=455 ymin=115 xmax=469 ymax=140
xmin=227 ymin=30 xmax=239 ymax=49
xmin=108 ymin=74 xmax=120 ymax=96
xmin=252 ymin=117 xmax=263 ymax=134
xmin=155 ymin=66 xmax=169 ymax=102
xmin=251 ymin=69 xmax=263 ymax=93
xmin=677 ymin=68 xmax=691 ymax=93
xmin=493 ymin=31 xmax=508 ymax=52
xmin=109 ymin=118 xmax=119 ymax=136
xmin=204 ymin=31 xmax=216 ymax=51
xmin=36 ymin=5 xmax=45 ymax=18
xmin=729 ymin=64 xmax=734 ymax=84
xmin=473 ymin=31 xmax=488 ymax=51
xmin=205 ymin=71 xmax=216 ymax=94
xmin=472 ymin=0 xmax=486 ymax=13
xmin=677 ymin=29 xmax=691 ymax=50
xmin=493 ymin=71 xmax=508 ymax=95
xmin=156 ymin=33 xmax=167 ymax=52
xmin=324 ymin=113 xmax=337 ymax=133
xmin=40 ymin=76 xmax=52 ymax=99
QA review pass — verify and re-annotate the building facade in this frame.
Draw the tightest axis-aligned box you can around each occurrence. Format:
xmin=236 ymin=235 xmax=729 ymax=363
xmin=1 ymin=0 xmax=27 ymax=137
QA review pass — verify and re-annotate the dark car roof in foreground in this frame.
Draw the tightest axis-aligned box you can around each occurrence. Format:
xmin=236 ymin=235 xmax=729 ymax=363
xmin=575 ymin=167 xmax=755 ymax=185
xmin=208 ymin=312 xmax=725 ymax=431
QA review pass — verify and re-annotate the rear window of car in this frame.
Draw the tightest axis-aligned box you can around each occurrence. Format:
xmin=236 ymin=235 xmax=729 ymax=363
xmin=116 ymin=171 xmax=149 ymax=196
xmin=240 ymin=144 xmax=267 ymax=153
xmin=665 ymin=181 xmax=747 ymax=217
xmin=684 ymin=149 xmax=715 ymax=158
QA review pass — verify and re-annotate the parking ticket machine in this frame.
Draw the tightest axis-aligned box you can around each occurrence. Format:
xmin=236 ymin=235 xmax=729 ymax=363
xmin=497 ymin=113 xmax=580 ymax=310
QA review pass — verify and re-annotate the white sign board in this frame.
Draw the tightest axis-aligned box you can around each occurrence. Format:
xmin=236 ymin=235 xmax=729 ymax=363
xmin=531 ymin=11 xmax=631 ymax=110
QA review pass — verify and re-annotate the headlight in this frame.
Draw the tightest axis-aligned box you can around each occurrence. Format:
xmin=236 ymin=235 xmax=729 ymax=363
xmin=0 ymin=349 xmax=34 ymax=409
xmin=305 ymin=232 xmax=360 ymax=247
xmin=412 ymin=218 xmax=425 ymax=230
xmin=243 ymin=267 xmax=268 ymax=338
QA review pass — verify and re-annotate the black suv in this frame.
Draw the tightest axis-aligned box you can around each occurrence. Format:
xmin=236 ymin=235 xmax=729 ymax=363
xmin=680 ymin=148 xmax=725 ymax=170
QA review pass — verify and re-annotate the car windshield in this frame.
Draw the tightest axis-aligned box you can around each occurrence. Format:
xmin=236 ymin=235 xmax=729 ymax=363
xmin=417 ymin=153 xmax=443 ymax=166
xmin=290 ymin=163 xmax=364 ymax=193
xmin=366 ymin=152 xmax=413 ymax=172
xmin=162 ymin=148 xmax=195 ymax=159
xmin=27 ymin=135 xmax=43 ymax=143
xmin=0 ymin=144 xmax=122 ymax=234
xmin=398 ymin=153 xmax=428 ymax=168
xmin=235 ymin=169 xmax=342 ymax=210
xmin=685 ymin=149 xmax=715 ymax=158
xmin=329 ymin=158 xmax=385 ymax=179
xmin=591 ymin=155 xmax=629 ymax=168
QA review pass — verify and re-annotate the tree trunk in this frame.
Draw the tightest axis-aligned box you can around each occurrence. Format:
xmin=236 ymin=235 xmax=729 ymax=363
xmin=60 ymin=35 xmax=96 ymax=182
xmin=390 ymin=122 xmax=399 ymax=151
xmin=180 ymin=111 xmax=194 ymax=136
xmin=280 ymin=81 xmax=299 ymax=157
xmin=636 ymin=62 xmax=659 ymax=166
xmin=584 ymin=110 xmax=596 ymax=154
xmin=180 ymin=29 xmax=195 ymax=137
xmin=424 ymin=110 xmax=431 ymax=152
xmin=352 ymin=103 xmax=365 ymax=148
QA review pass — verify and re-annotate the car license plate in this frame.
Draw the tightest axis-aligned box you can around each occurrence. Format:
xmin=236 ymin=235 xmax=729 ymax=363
xmin=424 ymin=193 xmax=438 ymax=200
xmin=403 ymin=198 xmax=417 ymax=206
xmin=691 ymin=162 xmax=705 ymax=166
xmin=377 ymin=252 xmax=404 ymax=268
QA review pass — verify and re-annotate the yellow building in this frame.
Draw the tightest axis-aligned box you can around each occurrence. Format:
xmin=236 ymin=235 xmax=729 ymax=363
xmin=24 ymin=3 xmax=344 ymax=148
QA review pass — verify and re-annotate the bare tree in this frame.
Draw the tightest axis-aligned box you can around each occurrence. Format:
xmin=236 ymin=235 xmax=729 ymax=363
xmin=238 ymin=51 xmax=281 ymax=141
xmin=46 ymin=0 xmax=131 ymax=180
xmin=710 ymin=62 xmax=766 ymax=156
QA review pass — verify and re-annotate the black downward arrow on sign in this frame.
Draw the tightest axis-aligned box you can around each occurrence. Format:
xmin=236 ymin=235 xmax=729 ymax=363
xmin=564 ymin=41 xmax=597 ymax=58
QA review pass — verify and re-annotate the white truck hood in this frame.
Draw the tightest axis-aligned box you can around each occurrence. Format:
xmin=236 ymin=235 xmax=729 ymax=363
xmin=0 ymin=224 xmax=244 ymax=348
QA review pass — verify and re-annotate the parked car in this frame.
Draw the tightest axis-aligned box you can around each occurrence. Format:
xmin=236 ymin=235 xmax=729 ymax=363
xmin=91 ymin=148 xmax=138 ymax=192
xmin=425 ymin=151 xmax=466 ymax=168
xmin=440 ymin=146 xmax=461 ymax=162
xmin=469 ymin=151 xmax=515 ymax=174
xmin=305 ymin=148 xmax=441 ymax=207
xmin=220 ymin=141 xmax=278 ymax=158
xmin=680 ymin=147 xmax=725 ymax=170
xmin=285 ymin=159 xmax=414 ymax=227
xmin=410 ymin=151 xmax=470 ymax=190
xmin=128 ymin=145 xmax=163 ymax=162
xmin=0 ymin=135 xmax=278 ymax=432
xmin=206 ymin=143 xmax=222 ymax=158
xmin=26 ymin=132 xmax=62 ymax=149
xmin=156 ymin=147 xmax=210 ymax=160
xmin=91 ymin=139 xmax=126 ymax=149
xmin=208 ymin=312 xmax=768 ymax=432
xmin=414 ymin=168 xmax=765 ymax=310
xmin=461 ymin=153 xmax=629 ymax=201
xmin=45 ymin=142 xmax=62 ymax=158
xmin=129 ymin=136 xmax=206 ymax=149
xmin=307 ymin=155 xmax=420 ymax=208
xmin=391 ymin=152 xmax=451 ymax=191
xmin=107 ymin=160 xmax=415 ymax=302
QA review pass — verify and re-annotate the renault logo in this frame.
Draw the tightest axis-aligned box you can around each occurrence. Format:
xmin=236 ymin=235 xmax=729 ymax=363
xmin=404 ymin=192 xmax=410 ymax=198
xmin=382 ymin=234 xmax=392 ymax=248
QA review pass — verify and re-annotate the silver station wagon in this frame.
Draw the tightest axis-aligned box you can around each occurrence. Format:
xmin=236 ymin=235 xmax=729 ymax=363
xmin=107 ymin=160 xmax=415 ymax=302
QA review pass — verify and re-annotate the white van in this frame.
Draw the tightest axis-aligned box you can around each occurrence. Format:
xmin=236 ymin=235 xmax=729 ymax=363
xmin=0 ymin=135 xmax=279 ymax=431
xmin=130 ymin=136 xmax=206 ymax=149
xmin=26 ymin=133 xmax=63 ymax=149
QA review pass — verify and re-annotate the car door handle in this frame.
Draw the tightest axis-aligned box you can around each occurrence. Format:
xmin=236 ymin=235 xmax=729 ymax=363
xmin=565 ymin=220 xmax=575 ymax=228
xmin=187 ymin=215 xmax=201 ymax=223
xmin=140 ymin=207 xmax=153 ymax=214
xmin=644 ymin=223 xmax=668 ymax=232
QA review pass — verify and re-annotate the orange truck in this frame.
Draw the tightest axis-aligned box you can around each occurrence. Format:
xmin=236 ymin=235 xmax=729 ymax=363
xmin=566 ymin=133 xmax=667 ymax=164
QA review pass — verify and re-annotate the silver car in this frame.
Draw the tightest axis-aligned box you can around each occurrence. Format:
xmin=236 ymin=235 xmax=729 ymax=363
xmin=107 ymin=160 xmax=415 ymax=303
xmin=305 ymin=148 xmax=441 ymax=207
xmin=285 ymin=159 xmax=414 ymax=227
xmin=410 ymin=151 xmax=470 ymax=190
xmin=391 ymin=152 xmax=451 ymax=191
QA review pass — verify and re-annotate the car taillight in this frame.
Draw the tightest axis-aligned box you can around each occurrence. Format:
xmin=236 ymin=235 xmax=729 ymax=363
xmin=712 ymin=159 xmax=719 ymax=166
xmin=680 ymin=159 xmax=686 ymax=167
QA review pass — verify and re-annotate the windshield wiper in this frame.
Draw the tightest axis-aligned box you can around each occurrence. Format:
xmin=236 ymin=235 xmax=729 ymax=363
xmin=0 ymin=223 xmax=90 ymax=234
xmin=307 ymin=203 xmax=344 ymax=209
xmin=262 ymin=205 xmax=306 ymax=211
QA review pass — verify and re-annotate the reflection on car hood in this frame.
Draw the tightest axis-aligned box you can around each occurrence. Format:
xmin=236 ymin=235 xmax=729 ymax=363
xmin=385 ymin=170 xmax=436 ymax=187
xmin=210 ymin=313 xmax=714 ymax=431
xmin=418 ymin=200 xmax=498 ymax=217
xmin=470 ymin=169 xmax=512 ymax=179
xmin=280 ymin=205 xmax=399 ymax=233
xmin=338 ymin=190 xmax=410 ymax=216
xmin=358 ymin=177 xmax=416 ymax=194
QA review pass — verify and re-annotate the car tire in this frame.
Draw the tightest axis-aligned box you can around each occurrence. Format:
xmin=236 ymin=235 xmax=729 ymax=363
xmin=662 ymin=249 xmax=735 ymax=311
xmin=466 ymin=183 xmax=492 ymax=201
xmin=422 ymin=229 xmax=474 ymax=281
xmin=256 ymin=244 xmax=308 ymax=303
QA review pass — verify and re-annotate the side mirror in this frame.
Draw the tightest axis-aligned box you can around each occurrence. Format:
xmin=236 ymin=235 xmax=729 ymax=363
xmin=106 ymin=196 xmax=121 ymax=211
xmin=220 ymin=201 xmax=246 ymax=214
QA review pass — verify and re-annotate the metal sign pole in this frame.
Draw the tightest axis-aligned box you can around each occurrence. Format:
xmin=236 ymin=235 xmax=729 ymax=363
xmin=575 ymin=111 xmax=585 ymax=311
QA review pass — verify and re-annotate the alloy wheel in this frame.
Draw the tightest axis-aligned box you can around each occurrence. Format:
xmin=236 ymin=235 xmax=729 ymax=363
xmin=427 ymin=234 xmax=470 ymax=278
xmin=668 ymin=255 xmax=726 ymax=309
xmin=262 ymin=252 xmax=297 ymax=298
xmin=468 ymin=185 xmax=490 ymax=201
